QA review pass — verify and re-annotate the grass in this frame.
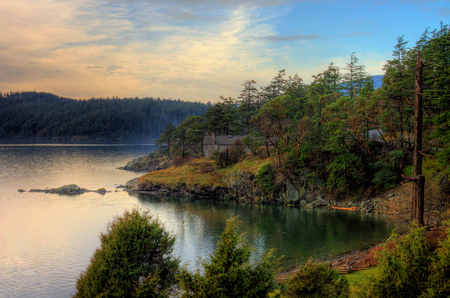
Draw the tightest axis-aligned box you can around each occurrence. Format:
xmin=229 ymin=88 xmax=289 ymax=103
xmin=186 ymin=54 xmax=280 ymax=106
xmin=138 ymin=155 xmax=271 ymax=189
xmin=345 ymin=268 xmax=376 ymax=296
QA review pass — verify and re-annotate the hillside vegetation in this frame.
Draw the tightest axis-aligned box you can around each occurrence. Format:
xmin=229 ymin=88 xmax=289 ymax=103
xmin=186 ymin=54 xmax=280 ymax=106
xmin=0 ymin=92 xmax=208 ymax=141
xmin=154 ymin=24 xmax=449 ymax=205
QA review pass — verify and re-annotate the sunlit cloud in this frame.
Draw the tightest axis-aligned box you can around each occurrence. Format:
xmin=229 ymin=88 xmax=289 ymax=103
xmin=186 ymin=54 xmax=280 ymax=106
xmin=0 ymin=0 xmax=280 ymax=101
xmin=0 ymin=0 xmax=446 ymax=101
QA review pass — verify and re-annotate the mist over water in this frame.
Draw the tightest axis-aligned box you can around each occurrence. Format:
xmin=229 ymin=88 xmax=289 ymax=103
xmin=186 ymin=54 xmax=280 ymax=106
xmin=0 ymin=144 xmax=392 ymax=297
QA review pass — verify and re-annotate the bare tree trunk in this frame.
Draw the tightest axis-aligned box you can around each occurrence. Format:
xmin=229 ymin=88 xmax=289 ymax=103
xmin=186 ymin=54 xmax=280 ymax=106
xmin=412 ymin=50 xmax=425 ymax=226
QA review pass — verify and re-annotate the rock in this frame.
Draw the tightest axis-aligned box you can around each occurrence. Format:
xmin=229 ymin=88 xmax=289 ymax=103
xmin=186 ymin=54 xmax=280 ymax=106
xmin=279 ymin=180 xmax=299 ymax=203
xmin=315 ymin=198 xmax=328 ymax=207
xmin=387 ymin=193 xmax=398 ymax=200
xmin=119 ymin=156 xmax=174 ymax=173
xmin=26 ymin=184 xmax=109 ymax=195
xmin=17 ymin=189 xmax=26 ymax=192
xmin=96 ymin=188 xmax=107 ymax=194
xmin=45 ymin=184 xmax=88 ymax=194
xmin=304 ymin=202 xmax=316 ymax=209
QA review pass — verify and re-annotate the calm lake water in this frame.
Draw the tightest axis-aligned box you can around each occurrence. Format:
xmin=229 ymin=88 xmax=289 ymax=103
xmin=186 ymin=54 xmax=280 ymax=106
xmin=0 ymin=144 xmax=393 ymax=297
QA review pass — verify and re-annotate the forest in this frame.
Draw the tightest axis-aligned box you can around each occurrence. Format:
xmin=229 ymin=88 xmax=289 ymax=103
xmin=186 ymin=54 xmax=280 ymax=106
xmin=0 ymin=92 xmax=208 ymax=142
xmin=156 ymin=24 xmax=449 ymax=199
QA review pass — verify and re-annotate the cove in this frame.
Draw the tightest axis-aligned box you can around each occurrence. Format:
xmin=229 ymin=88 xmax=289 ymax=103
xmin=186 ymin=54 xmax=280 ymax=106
xmin=134 ymin=193 xmax=392 ymax=271
xmin=0 ymin=144 xmax=392 ymax=297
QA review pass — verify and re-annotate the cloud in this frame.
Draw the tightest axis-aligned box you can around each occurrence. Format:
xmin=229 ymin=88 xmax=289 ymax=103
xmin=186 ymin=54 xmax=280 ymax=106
xmin=0 ymin=0 xmax=285 ymax=101
xmin=258 ymin=31 xmax=371 ymax=42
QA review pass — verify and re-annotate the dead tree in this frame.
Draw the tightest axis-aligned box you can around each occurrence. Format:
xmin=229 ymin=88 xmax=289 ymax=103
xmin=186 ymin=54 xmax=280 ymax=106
xmin=411 ymin=50 xmax=425 ymax=226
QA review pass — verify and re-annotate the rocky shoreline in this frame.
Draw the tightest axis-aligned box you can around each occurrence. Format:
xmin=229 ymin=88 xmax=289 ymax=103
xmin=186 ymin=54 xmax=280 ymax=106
xmin=117 ymin=156 xmax=174 ymax=172
xmin=125 ymin=176 xmax=394 ymax=216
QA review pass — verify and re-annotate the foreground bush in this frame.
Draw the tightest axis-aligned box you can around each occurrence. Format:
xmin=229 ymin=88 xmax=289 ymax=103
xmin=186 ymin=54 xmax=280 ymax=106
xmin=177 ymin=218 xmax=280 ymax=297
xmin=288 ymin=259 xmax=349 ymax=298
xmin=425 ymin=224 xmax=450 ymax=297
xmin=355 ymin=224 xmax=431 ymax=298
xmin=73 ymin=209 xmax=179 ymax=298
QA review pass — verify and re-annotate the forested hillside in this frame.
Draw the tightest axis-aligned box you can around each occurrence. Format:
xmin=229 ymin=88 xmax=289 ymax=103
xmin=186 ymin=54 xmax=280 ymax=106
xmin=155 ymin=24 xmax=449 ymax=199
xmin=0 ymin=92 xmax=208 ymax=142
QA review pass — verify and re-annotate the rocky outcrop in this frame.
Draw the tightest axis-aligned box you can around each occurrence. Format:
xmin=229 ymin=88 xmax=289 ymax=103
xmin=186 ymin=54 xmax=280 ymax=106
xmin=126 ymin=178 xmax=228 ymax=198
xmin=118 ymin=157 xmax=174 ymax=172
xmin=25 ymin=184 xmax=109 ymax=195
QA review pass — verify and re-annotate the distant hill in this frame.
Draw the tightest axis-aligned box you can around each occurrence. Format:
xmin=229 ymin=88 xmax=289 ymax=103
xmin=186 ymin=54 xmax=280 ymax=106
xmin=372 ymin=75 xmax=384 ymax=89
xmin=0 ymin=91 xmax=208 ymax=142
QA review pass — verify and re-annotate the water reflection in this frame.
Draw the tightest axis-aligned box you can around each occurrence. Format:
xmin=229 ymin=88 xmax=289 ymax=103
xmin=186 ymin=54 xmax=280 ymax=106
xmin=135 ymin=194 xmax=392 ymax=270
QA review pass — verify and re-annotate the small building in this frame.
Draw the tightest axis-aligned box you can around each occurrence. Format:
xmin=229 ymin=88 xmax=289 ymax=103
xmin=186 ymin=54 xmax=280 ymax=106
xmin=203 ymin=132 xmax=246 ymax=157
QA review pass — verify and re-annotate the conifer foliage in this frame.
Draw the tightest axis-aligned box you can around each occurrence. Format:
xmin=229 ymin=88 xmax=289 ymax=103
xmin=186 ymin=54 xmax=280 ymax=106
xmin=176 ymin=218 xmax=280 ymax=297
xmin=73 ymin=209 xmax=179 ymax=298
xmin=288 ymin=259 xmax=349 ymax=298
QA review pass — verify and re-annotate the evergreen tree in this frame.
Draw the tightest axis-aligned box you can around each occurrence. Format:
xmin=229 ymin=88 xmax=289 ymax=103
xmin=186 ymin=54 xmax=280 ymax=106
xmin=381 ymin=35 xmax=415 ymax=149
xmin=177 ymin=218 xmax=279 ymax=298
xmin=158 ymin=122 xmax=176 ymax=157
xmin=238 ymin=80 xmax=259 ymax=134
xmin=342 ymin=53 xmax=371 ymax=100
xmin=73 ymin=209 xmax=179 ymax=298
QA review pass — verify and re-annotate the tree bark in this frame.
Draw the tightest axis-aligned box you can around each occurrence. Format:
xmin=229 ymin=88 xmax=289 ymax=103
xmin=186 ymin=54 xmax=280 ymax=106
xmin=412 ymin=50 xmax=424 ymax=226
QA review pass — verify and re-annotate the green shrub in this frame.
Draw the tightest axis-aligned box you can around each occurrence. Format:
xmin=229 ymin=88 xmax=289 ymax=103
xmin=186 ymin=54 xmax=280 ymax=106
xmin=177 ymin=218 xmax=280 ymax=297
xmin=229 ymin=139 xmax=246 ymax=164
xmin=212 ymin=140 xmax=246 ymax=168
xmin=73 ymin=209 xmax=179 ymax=298
xmin=288 ymin=259 xmax=349 ymax=298
xmin=424 ymin=225 xmax=450 ymax=297
xmin=255 ymin=163 xmax=276 ymax=194
xmin=212 ymin=150 xmax=228 ymax=167
xmin=355 ymin=224 xmax=431 ymax=298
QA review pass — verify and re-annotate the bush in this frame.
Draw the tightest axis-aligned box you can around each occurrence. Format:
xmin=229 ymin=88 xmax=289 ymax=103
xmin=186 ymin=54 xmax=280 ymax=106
xmin=228 ymin=139 xmax=246 ymax=164
xmin=288 ymin=259 xmax=349 ymax=298
xmin=73 ymin=209 xmax=179 ymax=298
xmin=198 ymin=161 xmax=215 ymax=174
xmin=255 ymin=163 xmax=276 ymax=194
xmin=174 ymin=156 xmax=192 ymax=167
xmin=355 ymin=224 xmax=431 ymax=298
xmin=425 ymin=225 xmax=450 ymax=297
xmin=211 ymin=150 xmax=228 ymax=167
xmin=177 ymin=218 xmax=280 ymax=297
xmin=212 ymin=140 xmax=246 ymax=168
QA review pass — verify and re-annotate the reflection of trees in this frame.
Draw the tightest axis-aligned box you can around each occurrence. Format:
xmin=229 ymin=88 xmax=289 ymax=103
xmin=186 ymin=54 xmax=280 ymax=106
xmin=135 ymin=194 xmax=391 ymax=270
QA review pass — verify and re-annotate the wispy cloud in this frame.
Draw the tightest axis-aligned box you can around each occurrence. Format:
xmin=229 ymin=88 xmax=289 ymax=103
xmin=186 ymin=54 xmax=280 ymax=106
xmin=258 ymin=31 xmax=371 ymax=42
xmin=0 ymin=0 xmax=280 ymax=101
xmin=0 ymin=0 xmax=445 ymax=101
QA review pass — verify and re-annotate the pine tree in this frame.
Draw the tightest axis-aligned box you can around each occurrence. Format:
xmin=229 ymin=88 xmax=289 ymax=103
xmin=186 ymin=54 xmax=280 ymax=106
xmin=342 ymin=52 xmax=371 ymax=100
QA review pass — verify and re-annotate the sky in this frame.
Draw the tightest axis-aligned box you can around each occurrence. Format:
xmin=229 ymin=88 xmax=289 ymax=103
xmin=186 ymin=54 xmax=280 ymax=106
xmin=0 ymin=0 xmax=448 ymax=103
